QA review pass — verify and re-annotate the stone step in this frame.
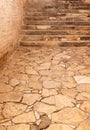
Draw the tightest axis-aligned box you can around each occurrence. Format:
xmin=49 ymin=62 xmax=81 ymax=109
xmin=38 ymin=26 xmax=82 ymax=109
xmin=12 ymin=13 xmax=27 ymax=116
xmin=25 ymin=1 xmax=90 ymax=11
xmin=24 ymin=20 xmax=90 ymax=26
xmin=24 ymin=11 xmax=72 ymax=15
xmin=22 ymin=30 xmax=90 ymax=35
xmin=20 ymin=34 xmax=90 ymax=41
xmin=20 ymin=40 xmax=60 ymax=46
xmin=24 ymin=12 xmax=90 ymax=17
xmin=22 ymin=25 xmax=90 ymax=30
xmin=60 ymin=41 xmax=90 ymax=46
xmin=25 ymin=9 xmax=90 ymax=16
xmin=24 ymin=16 xmax=90 ymax=21
xmin=21 ymin=0 xmax=90 ymax=47
xmin=20 ymin=40 xmax=90 ymax=47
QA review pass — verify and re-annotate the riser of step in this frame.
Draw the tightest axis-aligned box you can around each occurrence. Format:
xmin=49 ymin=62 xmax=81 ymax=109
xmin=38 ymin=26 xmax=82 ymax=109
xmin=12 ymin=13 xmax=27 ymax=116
xmin=25 ymin=10 xmax=90 ymax=16
xmin=20 ymin=40 xmax=90 ymax=47
xmin=26 ymin=3 xmax=90 ymax=8
xmin=22 ymin=30 xmax=90 ymax=35
xmin=25 ymin=7 xmax=90 ymax=11
xmin=22 ymin=25 xmax=90 ymax=30
xmin=24 ymin=12 xmax=90 ymax=17
xmin=24 ymin=17 xmax=90 ymax=22
xmin=24 ymin=21 xmax=90 ymax=26
xmin=20 ymin=35 xmax=90 ymax=41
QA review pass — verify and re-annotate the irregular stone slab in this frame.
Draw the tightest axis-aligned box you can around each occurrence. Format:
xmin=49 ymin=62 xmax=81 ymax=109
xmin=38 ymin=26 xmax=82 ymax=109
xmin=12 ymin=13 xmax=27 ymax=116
xmin=41 ymin=96 xmax=55 ymax=105
xmin=0 ymin=119 xmax=12 ymax=125
xmin=74 ymin=76 xmax=90 ymax=84
xmin=62 ymin=77 xmax=76 ymax=88
xmin=61 ymin=88 xmax=78 ymax=98
xmin=42 ymin=88 xmax=57 ymax=97
xmin=0 ymin=83 xmax=13 ymax=93
xmin=0 ymin=92 xmax=23 ymax=103
xmin=34 ymin=102 xmax=58 ymax=114
xmin=0 ymin=76 xmax=9 ymax=84
xmin=38 ymin=115 xmax=51 ymax=130
xmin=46 ymin=124 xmax=74 ymax=130
xmin=76 ymin=92 xmax=90 ymax=100
xmin=52 ymin=108 xmax=88 ymax=126
xmin=80 ymin=101 xmax=90 ymax=113
xmin=0 ymin=104 xmax=3 ymax=113
xmin=9 ymin=78 xmax=20 ymax=87
xmin=29 ymin=75 xmax=40 ymax=81
xmin=76 ymin=118 xmax=90 ymax=130
xmin=79 ymin=67 xmax=90 ymax=74
xmin=36 ymin=62 xmax=51 ymax=70
xmin=39 ymin=70 xmax=52 ymax=76
xmin=43 ymin=80 xmax=61 ymax=89
xmin=7 ymin=124 xmax=30 ymax=130
xmin=2 ymin=103 xmax=27 ymax=118
xmin=0 ymin=114 xmax=4 ymax=121
xmin=17 ymin=73 xmax=29 ymax=80
xmin=76 ymin=84 xmax=90 ymax=93
xmin=54 ymin=53 xmax=71 ymax=60
xmin=31 ymin=125 xmax=38 ymax=130
xmin=12 ymin=111 xmax=36 ymax=123
xmin=55 ymin=94 xmax=75 ymax=109
xmin=29 ymin=81 xmax=42 ymax=90
xmin=85 ymin=0 xmax=90 ymax=3
xmin=0 ymin=126 xmax=6 ymax=130
xmin=25 ymin=66 xmax=38 ymax=75
xmin=22 ymin=94 xmax=41 ymax=105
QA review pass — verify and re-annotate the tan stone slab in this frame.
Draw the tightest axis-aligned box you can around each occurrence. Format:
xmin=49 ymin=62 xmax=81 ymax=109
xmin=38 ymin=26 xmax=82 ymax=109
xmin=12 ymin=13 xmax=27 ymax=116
xmin=76 ymin=118 xmax=90 ymax=130
xmin=79 ymin=67 xmax=90 ymax=75
xmin=61 ymin=88 xmax=78 ymax=98
xmin=0 ymin=126 xmax=6 ymax=130
xmin=0 ymin=83 xmax=13 ymax=93
xmin=2 ymin=103 xmax=27 ymax=118
xmin=74 ymin=76 xmax=90 ymax=84
xmin=46 ymin=124 xmax=74 ymax=130
xmin=12 ymin=111 xmax=36 ymax=123
xmin=22 ymin=94 xmax=41 ymax=105
xmin=34 ymin=102 xmax=58 ymax=114
xmin=0 ymin=104 xmax=3 ymax=113
xmin=0 ymin=114 xmax=4 ymax=121
xmin=41 ymin=96 xmax=55 ymax=105
xmin=30 ymin=125 xmax=38 ymax=130
xmin=62 ymin=77 xmax=77 ymax=88
xmin=85 ymin=0 xmax=90 ymax=3
xmin=42 ymin=88 xmax=57 ymax=97
xmin=0 ymin=92 xmax=23 ymax=103
xmin=80 ymin=101 xmax=90 ymax=113
xmin=43 ymin=80 xmax=61 ymax=89
xmin=25 ymin=66 xmax=38 ymax=75
xmin=52 ymin=107 xmax=88 ymax=126
xmin=76 ymin=84 xmax=90 ymax=93
xmin=55 ymin=94 xmax=75 ymax=109
xmin=29 ymin=81 xmax=42 ymax=90
xmin=9 ymin=78 xmax=20 ymax=87
xmin=76 ymin=92 xmax=90 ymax=101
xmin=7 ymin=124 xmax=30 ymax=130
xmin=36 ymin=62 xmax=51 ymax=70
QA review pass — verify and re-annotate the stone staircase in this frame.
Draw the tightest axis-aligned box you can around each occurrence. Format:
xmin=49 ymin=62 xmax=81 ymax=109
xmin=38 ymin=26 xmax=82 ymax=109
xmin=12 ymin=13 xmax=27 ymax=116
xmin=20 ymin=0 xmax=90 ymax=46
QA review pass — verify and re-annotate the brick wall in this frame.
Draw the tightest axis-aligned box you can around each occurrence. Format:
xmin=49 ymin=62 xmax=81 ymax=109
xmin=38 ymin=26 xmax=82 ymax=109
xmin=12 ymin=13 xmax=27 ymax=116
xmin=0 ymin=0 xmax=23 ymax=67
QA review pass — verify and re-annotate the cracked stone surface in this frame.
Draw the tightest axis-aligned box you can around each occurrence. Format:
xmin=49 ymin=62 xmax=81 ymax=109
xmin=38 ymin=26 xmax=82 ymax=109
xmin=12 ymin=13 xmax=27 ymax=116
xmin=0 ymin=46 xmax=90 ymax=130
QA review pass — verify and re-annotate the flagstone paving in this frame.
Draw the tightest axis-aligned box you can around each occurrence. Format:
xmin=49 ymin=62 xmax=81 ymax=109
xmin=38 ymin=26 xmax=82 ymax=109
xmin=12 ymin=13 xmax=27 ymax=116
xmin=0 ymin=46 xmax=90 ymax=130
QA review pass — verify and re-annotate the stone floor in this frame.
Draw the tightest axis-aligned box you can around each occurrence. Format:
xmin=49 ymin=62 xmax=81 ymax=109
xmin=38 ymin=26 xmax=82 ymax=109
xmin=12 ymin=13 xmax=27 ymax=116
xmin=0 ymin=46 xmax=90 ymax=130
